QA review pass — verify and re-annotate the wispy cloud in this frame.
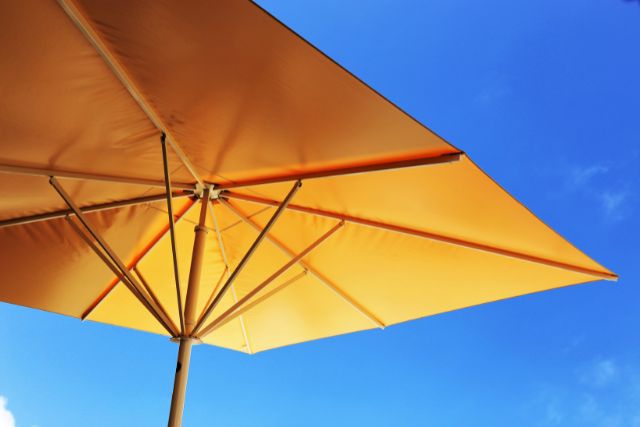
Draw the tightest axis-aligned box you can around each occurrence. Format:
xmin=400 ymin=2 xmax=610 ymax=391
xmin=544 ymin=394 xmax=565 ymax=425
xmin=0 ymin=396 xmax=15 ymax=427
xmin=598 ymin=191 xmax=629 ymax=221
xmin=529 ymin=357 xmax=640 ymax=427
xmin=577 ymin=392 xmax=626 ymax=427
xmin=565 ymin=163 xmax=634 ymax=222
xmin=474 ymin=80 xmax=511 ymax=106
xmin=569 ymin=165 xmax=609 ymax=187
xmin=581 ymin=358 xmax=619 ymax=387
xmin=562 ymin=334 xmax=586 ymax=355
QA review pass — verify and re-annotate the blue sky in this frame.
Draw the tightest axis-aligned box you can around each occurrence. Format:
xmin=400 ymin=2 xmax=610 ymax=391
xmin=1 ymin=1 xmax=639 ymax=426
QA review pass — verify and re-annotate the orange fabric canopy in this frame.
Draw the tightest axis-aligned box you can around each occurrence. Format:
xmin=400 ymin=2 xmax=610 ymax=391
xmin=0 ymin=0 xmax=615 ymax=355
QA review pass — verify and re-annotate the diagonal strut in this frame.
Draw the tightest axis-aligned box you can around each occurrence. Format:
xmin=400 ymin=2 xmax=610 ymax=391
xmin=57 ymin=0 xmax=203 ymax=186
xmin=200 ymin=271 xmax=308 ymax=336
xmin=52 ymin=178 xmax=179 ymax=336
xmin=219 ymin=199 xmax=386 ymax=329
xmin=81 ymin=198 xmax=197 ymax=320
xmin=161 ymin=132 xmax=186 ymax=334
xmin=197 ymin=220 xmax=344 ymax=339
xmin=207 ymin=201 xmax=252 ymax=353
xmin=191 ymin=180 xmax=302 ymax=336
xmin=223 ymin=191 xmax=617 ymax=281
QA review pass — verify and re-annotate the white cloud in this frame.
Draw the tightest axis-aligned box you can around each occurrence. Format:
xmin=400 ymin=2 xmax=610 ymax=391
xmin=577 ymin=392 xmax=625 ymax=427
xmin=528 ymin=358 xmax=640 ymax=427
xmin=544 ymin=395 xmax=564 ymax=425
xmin=598 ymin=191 xmax=628 ymax=219
xmin=0 ymin=396 xmax=15 ymax=427
xmin=564 ymin=163 xmax=633 ymax=222
xmin=474 ymin=81 xmax=511 ymax=105
xmin=570 ymin=165 xmax=610 ymax=187
xmin=581 ymin=358 xmax=619 ymax=387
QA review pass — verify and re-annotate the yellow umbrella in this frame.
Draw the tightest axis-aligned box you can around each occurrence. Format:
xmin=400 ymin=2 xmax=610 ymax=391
xmin=0 ymin=1 xmax=616 ymax=426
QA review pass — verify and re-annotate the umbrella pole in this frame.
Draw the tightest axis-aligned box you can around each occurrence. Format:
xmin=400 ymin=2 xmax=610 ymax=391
xmin=168 ymin=337 xmax=194 ymax=427
xmin=167 ymin=188 xmax=211 ymax=427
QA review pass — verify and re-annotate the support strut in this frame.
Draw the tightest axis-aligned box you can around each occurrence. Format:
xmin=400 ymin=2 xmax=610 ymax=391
xmin=162 ymin=132 xmax=186 ymax=334
xmin=191 ymin=180 xmax=301 ymax=336
xmin=50 ymin=177 xmax=179 ymax=336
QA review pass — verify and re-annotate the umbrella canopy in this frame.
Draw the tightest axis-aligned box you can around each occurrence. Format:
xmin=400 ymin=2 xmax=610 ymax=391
xmin=0 ymin=1 xmax=616 ymax=425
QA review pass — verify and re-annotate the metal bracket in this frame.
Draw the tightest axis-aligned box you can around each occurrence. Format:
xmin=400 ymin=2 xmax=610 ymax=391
xmin=209 ymin=188 xmax=222 ymax=200
xmin=193 ymin=184 xmax=219 ymax=200
xmin=193 ymin=183 xmax=205 ymax=199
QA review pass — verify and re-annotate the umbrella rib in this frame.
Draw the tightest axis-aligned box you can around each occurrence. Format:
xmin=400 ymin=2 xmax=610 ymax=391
xmin=133 ymin=267 xmax=175 ymax=334
xmin=57 ymin=0 xmax=203 ymax=186
xmin=65 ymin=216 xmax=174 ymax=331
xmin=212 ymin=152 xmax=462 ymax=190
xmin=196 ymin=267 xmax=228 ymax=328
xmin=148 ymin=206 xmax=215 ymax=234
xmin=161 ymin=133 xmax=186 ymax=334
xmin=197 ymin=221 xmax=344 ymax=339
xmin=191 ymin=180 xmax=302 ymax=336
xmin=218 ymin=199 xmax=386 ymax=329
xmin=0 ymin=192 xmax=193 ymax=230
xmin=64 ymin=208 xmax=177 ymax=336
xmin=81 ymin=198 xmax=197 ymax=320
xmin=229 ymin=284 xmax=252 ymax=354
xmin=209 ymin=203 xmax=231 ymax=271
xmin=0 ymin=163 xmax=194 ymax=190
xmin=207 ymin=202 xmax=253 ymax=354
xmin=220 ymin=206 xmax=272 ymax=233
xmin=200 ymin=271 xmax=308 ymax=337
xmin=48 ymin=177 xmax=179 ymax=335
xmin=65 ymin=215 xmax=135 ymax=290
xmin=224 ymin=191 xmax=617 ymax=281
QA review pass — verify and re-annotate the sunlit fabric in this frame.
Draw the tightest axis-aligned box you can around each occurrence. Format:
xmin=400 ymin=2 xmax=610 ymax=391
xmin=0 ymin=0 xmax=615 ymax=355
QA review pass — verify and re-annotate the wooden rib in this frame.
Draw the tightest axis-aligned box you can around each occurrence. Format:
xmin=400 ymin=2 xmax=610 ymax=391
xmin=67 ymin=216 xmax=157 ymax=324
xmin=161 ymin=133 xmax=185 ymax=334
xmin=197 ymin=267 xmax=228 ymax=326
xmin=0 ymin=192 xmax=192 ymax=229
xmin=219 ymin=206 xmax=271 ymax=233
xmin=218 ymin=199 xmax=386 ymax=329
xmin=57 ymin=0 xmax=203 ymax=185
xmin=0 ymin=163 xmax=194 ymax=190
xmin=67 ymin=217 xmax=177 ymax=334
xmin=204 ymin=271 xmax=307 ymax=334
xmin=228 ymin=284 xmax=252 ymax=354
xmin=191 ymin=181 xmax=301 ymax=336
xmin=65 ymin=216 xmax=130 ymax=288
xmin=52 ymin=178 xmax=178 ymax=336
xmin=134 ymin=267 xmax=175 ymax=333
xmin=81 ymin=198 xmax=197 ymax=320
xmin=223 ymin=191 xmax=618 ymax=281
xmin=198 ymin=221 xmax=344 ymax=339
xmin=208 ymin=202 xmax=252 ymax=353
xmin=213 ymin=152 xmax=461 ymax=190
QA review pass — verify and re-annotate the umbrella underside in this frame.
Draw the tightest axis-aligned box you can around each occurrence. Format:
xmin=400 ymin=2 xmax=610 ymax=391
xmin=0 ymin=0 xmax=615 ymax=355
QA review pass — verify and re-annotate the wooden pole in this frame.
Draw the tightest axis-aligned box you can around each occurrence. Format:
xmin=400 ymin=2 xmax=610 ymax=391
xmin=167 ymin=338 xmax=194 ymax=427
xmin=167 ymin=188 xmax=210 ymax=427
